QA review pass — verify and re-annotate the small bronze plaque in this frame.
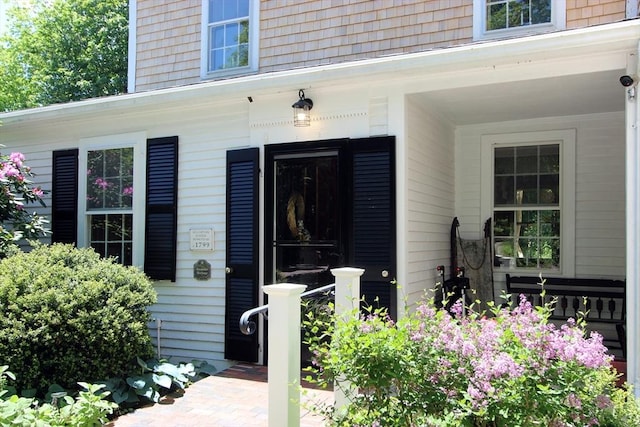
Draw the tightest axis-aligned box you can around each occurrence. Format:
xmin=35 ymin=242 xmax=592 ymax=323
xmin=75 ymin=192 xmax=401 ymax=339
xmin=194 ymin=259 xmax=211 ymax=281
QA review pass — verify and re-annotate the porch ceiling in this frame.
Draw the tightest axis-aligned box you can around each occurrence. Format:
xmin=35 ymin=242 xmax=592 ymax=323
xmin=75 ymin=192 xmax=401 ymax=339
xmin=413 ymin=69 xmax=625 ymax=126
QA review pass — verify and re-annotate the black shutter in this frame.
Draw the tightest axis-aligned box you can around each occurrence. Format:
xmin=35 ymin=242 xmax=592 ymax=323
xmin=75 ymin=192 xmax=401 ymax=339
xmin=349 ymin=136 xmax=397 ymax=318
xmin=51 ymin=149 xmax=79 ymax=244
xmin=144 ymin=136 xmax=178 ymax=281
xmin=225 ymin=148 xmax=259 ymax=362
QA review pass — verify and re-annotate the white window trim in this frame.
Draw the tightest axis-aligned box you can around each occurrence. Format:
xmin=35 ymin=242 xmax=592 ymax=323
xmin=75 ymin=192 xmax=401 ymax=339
xmin=480 ymin=129 xmax=576 ymax=277
xmin=200 ymin=0 xmax=259 ymax=80
xmin=78 ymin=132 xmax=147 ymax=269
xmin=472 ymin=1 xmax=566 ymax=41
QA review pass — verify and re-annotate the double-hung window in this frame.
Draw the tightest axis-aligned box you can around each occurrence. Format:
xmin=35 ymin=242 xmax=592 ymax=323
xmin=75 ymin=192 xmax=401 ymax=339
xmin=473 ymin=1 xmax=565 ymax=40
xmin=493 ymin=144 xmax=560 ymax=270
xmin=85 ymin=147 xmax=135 ymax=265
xmin=79 ymin=133 xmax=145 ymax=267
xmin=481 ymin=130 xmax=575 ymax=275
xmin=202 ymin=0 xmax=257 ymax=77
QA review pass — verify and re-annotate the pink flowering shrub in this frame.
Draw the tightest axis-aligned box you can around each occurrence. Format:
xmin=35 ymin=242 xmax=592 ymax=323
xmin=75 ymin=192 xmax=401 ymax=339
xmin=0 ymin=150 xmax=48 ymax=256
xmin=303 ymin=290 xmax=640 ymax=426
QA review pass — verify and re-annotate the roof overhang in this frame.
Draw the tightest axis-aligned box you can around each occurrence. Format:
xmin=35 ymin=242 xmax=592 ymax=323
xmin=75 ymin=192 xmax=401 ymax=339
xmin=1 ymin=19 xmax=639 ymax=127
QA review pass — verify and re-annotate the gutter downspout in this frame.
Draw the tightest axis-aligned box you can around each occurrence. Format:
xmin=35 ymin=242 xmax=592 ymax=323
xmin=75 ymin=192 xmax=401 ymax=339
xmin=625 ymin=42 xmax=640 ymax=397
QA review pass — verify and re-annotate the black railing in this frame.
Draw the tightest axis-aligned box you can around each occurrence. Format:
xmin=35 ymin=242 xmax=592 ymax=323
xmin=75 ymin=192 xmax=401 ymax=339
xmin=239 ymin=283 xmax=336 ymax=335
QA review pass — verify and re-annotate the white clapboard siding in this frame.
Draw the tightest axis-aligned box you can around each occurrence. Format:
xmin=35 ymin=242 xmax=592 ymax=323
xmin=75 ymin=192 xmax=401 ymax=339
xmin=404 ymin=95 xmax=455 ymax=307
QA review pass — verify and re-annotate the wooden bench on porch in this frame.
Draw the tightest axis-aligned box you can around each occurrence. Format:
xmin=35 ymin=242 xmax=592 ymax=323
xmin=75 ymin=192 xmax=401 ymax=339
xmin=506 ymin=274 xmax=627 ymax=358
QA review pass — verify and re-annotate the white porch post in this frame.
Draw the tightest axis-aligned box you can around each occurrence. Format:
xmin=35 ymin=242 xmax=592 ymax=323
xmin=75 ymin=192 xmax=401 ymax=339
xmin=331 ymin=267 xmax=364 ymax=409
xmin=263 ymin=283 xmax=307 ymax=427
xmin=625 ymin=41 xmax=640 ymax=397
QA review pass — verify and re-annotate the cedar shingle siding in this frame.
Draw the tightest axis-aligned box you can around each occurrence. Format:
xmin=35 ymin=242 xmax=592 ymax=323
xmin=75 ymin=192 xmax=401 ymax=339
xmin=133 ymin=0 xmax=627 ymax=92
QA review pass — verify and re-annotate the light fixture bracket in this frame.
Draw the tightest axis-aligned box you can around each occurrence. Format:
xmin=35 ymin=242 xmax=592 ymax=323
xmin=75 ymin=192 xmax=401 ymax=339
xmin=292 ymin=89 xmax=313 ymax=110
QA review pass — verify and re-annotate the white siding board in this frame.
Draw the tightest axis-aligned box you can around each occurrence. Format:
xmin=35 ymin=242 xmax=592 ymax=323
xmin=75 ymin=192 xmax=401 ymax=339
xmin=156 ymin=294 xmax=224 ymax=306
xmin=145 ymin=310 xmax=223 ymax=324
xmin=156 ymin=339 xmax=223 ymax=355
xmin=405 ymin=95 xmax=455 ymax=307
xmin=153 ymin=329 xmax=223 ymax=344
xmin=152 ymin=320 xmax=225 ymax=334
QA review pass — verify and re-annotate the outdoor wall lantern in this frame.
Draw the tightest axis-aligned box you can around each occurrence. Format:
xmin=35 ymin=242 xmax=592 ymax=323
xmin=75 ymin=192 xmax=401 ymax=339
xmin=292 ymin=89 xmax=313 ymax=127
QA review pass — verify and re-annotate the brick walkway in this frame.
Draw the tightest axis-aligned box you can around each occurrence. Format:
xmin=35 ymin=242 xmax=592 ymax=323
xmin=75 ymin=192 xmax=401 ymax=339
xmin=107 ymin=363 xmax=332 ymax=427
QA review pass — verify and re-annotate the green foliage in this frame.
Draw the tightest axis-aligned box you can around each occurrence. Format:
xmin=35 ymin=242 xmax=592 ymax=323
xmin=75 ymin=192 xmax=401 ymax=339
xmin=303 ymin=292 xmax=640 ymax=426
xmin=0 ymin=0 xmax=128 ymax=111
xmin=101 ymin=358 xmax=216 ymax=407
xmin=0 ymin=243 xmax=157 ymax=394
xmin=0 ymin=150 xmax=48 ymax=257
xmin=0 ymin=367 xmax=117 ymax=427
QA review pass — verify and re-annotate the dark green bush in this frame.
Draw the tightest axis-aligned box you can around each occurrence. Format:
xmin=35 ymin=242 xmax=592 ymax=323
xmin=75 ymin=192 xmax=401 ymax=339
xmin=0 ymin=243 xmax=157 ymax=394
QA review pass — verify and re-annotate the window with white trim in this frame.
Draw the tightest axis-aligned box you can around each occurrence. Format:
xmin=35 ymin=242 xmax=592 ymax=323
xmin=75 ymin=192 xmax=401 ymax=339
xmin=202 ymin=0 xmax=257 ymax=77
xmin=78 ymin=133 xmax=146 ymax=268
xmin=493 ymin=144 xmax=560 ymax=269
xmin=481 ymin=130 xmax=575 ymax=275
xmin=473 ymin=0 xmax=565 ymax=40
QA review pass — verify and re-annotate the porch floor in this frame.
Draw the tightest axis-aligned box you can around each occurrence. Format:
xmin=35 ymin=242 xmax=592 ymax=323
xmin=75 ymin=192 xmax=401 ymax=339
xmin=107 ymin=363 xmax=332 ymax=427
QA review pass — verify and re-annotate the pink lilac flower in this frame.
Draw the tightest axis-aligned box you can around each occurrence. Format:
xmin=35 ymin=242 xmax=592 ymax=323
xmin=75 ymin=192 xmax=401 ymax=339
xmin=489 ymin=352 xmax=524 ymax=379
xmin=359 ymin=322 xmax=373 ymax=333
xmin=450 ymin=300 xmax=464 ymax=318
xmin=410 ymin=330 xmax=424 ymax=341
xmin=416 ymin=303 xmax=436 ymax=319
xmin=122 ymin=186 xmax=133 ymax=196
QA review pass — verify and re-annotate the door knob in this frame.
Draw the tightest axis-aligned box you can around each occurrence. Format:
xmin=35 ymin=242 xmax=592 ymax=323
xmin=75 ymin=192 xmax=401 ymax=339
xmin=225 ymin=267 xmax=233 ymax=274
xmin=381 ymin=270 xmax=389 ymax=278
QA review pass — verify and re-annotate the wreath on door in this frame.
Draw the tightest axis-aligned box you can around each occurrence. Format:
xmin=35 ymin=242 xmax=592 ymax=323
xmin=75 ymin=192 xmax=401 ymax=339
xmin=287 ymin=192 xmax=310 ymax=241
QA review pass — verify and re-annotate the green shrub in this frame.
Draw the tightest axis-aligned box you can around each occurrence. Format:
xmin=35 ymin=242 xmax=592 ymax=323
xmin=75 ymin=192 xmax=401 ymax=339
xmin=0 ymin=243 xmax=157 ymax=394
xmin=303 ymin=291 xmax=640 ymax=426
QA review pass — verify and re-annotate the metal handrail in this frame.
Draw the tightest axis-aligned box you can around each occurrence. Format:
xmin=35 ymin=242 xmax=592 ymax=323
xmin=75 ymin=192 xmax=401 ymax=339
xmin=239 ymin=283 xmax=336 ymax=335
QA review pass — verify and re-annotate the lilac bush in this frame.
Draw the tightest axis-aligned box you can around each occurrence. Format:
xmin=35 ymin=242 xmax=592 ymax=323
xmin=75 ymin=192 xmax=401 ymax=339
xmin=303 ymin=289 xmax=640 ymax=426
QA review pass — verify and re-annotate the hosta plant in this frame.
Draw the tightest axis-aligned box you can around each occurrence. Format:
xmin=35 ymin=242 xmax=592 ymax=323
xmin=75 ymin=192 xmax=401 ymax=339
xmin=303 ymin=289 xmax=640 ymax=426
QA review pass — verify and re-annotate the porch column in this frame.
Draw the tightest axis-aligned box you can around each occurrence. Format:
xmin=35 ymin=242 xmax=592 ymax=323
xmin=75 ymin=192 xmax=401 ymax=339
xmin=331 ymin=267 xmax=364 ymax=410
xmin=263 ymin=283 xmax=307 ymax=427
xmin=625 ymin=41 xmax=640 ymax=397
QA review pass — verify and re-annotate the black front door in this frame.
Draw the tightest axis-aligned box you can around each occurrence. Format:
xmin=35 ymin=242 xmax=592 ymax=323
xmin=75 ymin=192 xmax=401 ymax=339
xmin=265 ymin=136 xmax=396 ymax=315
xmin=270 ymin=149 xmax=343 ymax=290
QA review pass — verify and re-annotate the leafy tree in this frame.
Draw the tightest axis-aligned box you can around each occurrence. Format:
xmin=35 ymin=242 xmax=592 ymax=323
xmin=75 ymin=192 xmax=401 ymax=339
xmin=0 ymin=0 xmax=128 ymax=112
